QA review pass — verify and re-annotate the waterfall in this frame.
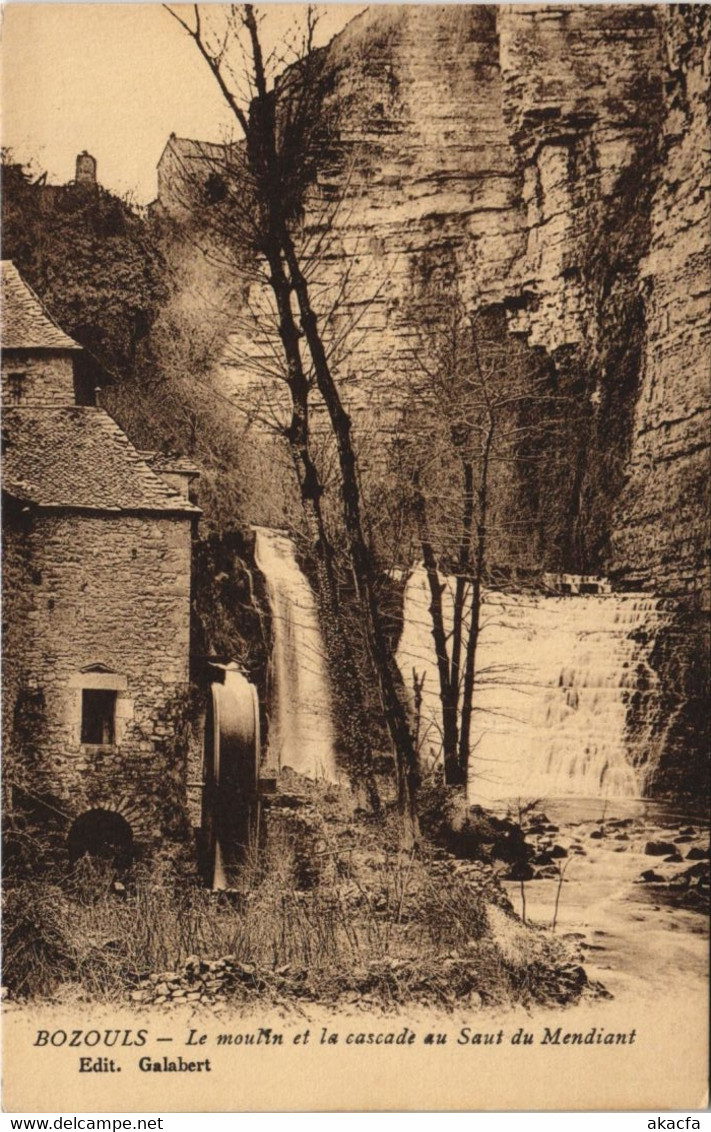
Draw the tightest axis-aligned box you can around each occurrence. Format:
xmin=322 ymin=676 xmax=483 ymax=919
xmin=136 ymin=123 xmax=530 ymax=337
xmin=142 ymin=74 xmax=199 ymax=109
xmin=253 ymin=528 xmax=338 ymax=782
xmin=397 ymin=567 xmax=670 ymax=804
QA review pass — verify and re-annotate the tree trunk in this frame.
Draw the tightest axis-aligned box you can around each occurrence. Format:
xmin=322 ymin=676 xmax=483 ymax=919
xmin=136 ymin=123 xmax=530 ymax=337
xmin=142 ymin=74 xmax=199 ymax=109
xmin=281 ymin=229 xmax=420 ymax=846
xmin=413 ymin=482 xmax=462 ymax=785
xmin=457 ymin=428 xmax=493 ymax=780
xmin=263 ymin=239 xmax=379 ymax=811
xmin=450 ymin=459 xmax=475 ymax=716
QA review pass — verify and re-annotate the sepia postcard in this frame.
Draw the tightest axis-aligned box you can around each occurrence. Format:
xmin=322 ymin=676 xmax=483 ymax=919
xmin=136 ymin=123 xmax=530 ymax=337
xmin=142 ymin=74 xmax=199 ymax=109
xmin=1 ymin=1 xmax=709 ymax=1114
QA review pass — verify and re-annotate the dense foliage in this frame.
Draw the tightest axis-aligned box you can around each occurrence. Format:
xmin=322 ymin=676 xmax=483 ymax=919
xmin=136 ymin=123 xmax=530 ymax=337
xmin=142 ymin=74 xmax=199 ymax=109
xmin=1 ymin=155 xmax=270 ymax=674
xmin=1 ymin=160 xmax=165 ymax=380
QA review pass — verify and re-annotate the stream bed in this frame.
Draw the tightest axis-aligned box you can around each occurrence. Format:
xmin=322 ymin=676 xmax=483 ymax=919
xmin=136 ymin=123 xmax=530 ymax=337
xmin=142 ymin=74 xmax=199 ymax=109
xmin=502 ymin=798 xmax=709 ymax=1003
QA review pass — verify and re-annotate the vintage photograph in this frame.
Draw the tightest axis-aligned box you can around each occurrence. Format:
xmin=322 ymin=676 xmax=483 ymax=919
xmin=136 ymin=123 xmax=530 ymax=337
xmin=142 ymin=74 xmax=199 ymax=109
xmin=1 ymin=2 xmax=709 ymax=1113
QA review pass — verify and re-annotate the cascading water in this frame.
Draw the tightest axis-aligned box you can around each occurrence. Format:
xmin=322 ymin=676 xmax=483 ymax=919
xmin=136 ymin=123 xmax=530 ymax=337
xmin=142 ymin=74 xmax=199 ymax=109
xmin=397 ymin=567 xmax=671 ymax=804
xmin=253 ymin=528 xmax=338 ymax=782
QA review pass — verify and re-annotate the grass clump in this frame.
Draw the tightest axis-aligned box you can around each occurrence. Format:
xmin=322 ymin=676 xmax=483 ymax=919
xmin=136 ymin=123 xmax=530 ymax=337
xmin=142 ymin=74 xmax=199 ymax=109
xmin=2 ymin=776 xmax=590 ymax=1010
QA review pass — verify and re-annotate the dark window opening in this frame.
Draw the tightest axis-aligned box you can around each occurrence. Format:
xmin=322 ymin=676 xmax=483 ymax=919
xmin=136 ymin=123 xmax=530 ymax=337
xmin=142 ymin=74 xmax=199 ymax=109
xmin=81 ymin=689 xmax=116 ymax=745
xmin=7 ymin=372 xmax=26 ymax=404
xmin=204 ymin=172 xmax=227 ymax=204
xmin=73 ymin=353 xmax=98 ymax=406
xmin=68 ymin=809 xmax=134 ymax=869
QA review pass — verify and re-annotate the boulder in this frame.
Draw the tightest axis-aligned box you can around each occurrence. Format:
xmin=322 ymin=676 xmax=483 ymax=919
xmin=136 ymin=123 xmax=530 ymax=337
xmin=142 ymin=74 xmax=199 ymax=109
xmin=507 ymin=862 xmax=535 ymax=881
xmin=682 ymin=861 xmax=709 ymax=880
xmin=644 ymin=841 xmax=677 ymax=856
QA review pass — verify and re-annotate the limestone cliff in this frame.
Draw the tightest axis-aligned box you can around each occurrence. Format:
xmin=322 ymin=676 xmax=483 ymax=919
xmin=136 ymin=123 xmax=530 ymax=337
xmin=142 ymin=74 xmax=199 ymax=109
xmin=610 ymin=7 xmax=710 ymax=601
xmin=304 ymin=5 xmax=709 ymax=800
xmin=299 ymin=4 xmax=709 ymax=598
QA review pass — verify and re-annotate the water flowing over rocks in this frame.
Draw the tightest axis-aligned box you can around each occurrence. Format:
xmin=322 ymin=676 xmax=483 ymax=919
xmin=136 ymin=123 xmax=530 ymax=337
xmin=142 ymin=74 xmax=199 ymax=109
xmin=253 ymin=528 xmax=338 ymax=782
xmin=210 ymin=8 xmax=709 ymax=799
xmin=397 ymin=567 xmax=679 ymax=803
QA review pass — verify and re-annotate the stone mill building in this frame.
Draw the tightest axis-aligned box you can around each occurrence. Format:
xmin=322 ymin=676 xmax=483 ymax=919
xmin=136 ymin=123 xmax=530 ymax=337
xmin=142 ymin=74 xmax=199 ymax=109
xmin=1 ymin=260 xmax=201 ymax=863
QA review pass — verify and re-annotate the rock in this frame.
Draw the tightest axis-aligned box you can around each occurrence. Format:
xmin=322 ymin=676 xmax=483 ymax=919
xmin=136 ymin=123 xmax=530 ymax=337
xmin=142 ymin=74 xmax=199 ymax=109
xmin=682 ymin=862 xmax=709 ymax=880
xmin=184 ymin=956 xmax=207 ymax=974
xmin=644 ymin=841 xmax=677 ymax=856
xmin=589 ymin=830 xmax=604 ymax=840
xmin=663 ymin=852 xmax=683 ymax=862
xmin=549 ymin=844 xmax=568 ymax=858
xmin=668 ymin=874 xmax=690 ymax=889
xmin=534 ymin=865 xmax=560 ymax=879
xmin=674 ymin=835 xmax=694 ymax=843
xmin=507 ymin=862 xmax=534 ymax=881
xmin=685 ymin=846 xmax=709 ymax=860
xmin=638 ymin=869 xmax=664 ymax=883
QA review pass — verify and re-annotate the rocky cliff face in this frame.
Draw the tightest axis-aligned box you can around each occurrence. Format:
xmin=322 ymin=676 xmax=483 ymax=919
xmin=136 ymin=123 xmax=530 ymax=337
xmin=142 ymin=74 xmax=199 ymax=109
xmin=302 ymin=4 xmax=709 ymax=598
xmin=610 ymin=7 xmax=710 ymax=602
xmin=195 ymin=5 xmax=708 ymax=799
xmin=308 ymin=6 xmax=524 ymax=430
xmin=296 ymin=5 xmax=708 ymax=802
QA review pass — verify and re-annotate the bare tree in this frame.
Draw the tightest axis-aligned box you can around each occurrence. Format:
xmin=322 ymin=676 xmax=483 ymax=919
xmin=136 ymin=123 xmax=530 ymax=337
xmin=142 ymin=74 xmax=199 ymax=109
xmin=391 ymin=300 xmax=567 ymax=790
xmin=165 ymin=4 xmax=421 ymax=841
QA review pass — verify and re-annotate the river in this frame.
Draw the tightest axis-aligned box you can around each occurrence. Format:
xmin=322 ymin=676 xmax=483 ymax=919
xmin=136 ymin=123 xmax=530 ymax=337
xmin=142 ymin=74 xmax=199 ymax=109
xmin=255 ymin=537 xmax=708 ymax=1010
xmin=501 ymin=797 xmax=708 ymax=1004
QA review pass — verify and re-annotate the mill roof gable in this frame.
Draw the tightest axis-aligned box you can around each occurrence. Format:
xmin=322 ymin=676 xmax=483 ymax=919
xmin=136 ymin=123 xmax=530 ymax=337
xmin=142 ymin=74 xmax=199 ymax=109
xmin=1 ymin=260 xmax=81 ymax=351
xmin=2 ymin=407 xmax=200 ymax=516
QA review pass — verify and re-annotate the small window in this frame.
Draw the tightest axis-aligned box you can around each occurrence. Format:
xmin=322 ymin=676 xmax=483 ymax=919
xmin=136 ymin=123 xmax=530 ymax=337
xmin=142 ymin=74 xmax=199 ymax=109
xmin=204 ymin=172 xmax=227 ymax=204
xmin=81 ymin=689 xmax=116 ymax=745
xmin=7 ymin=373 xmax=26 ymax=405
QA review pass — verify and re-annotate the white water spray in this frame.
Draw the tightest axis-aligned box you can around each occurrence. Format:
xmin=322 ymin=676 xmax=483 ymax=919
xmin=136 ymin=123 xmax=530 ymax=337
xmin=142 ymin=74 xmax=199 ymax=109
xmin=253 ymin=528 xmax=338 ymax=781
xmin=397 ymin=567 xmax=669 ymax=804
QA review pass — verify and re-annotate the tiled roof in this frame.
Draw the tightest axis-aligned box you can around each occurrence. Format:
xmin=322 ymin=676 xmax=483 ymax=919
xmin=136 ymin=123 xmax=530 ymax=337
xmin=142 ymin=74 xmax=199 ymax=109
xmin=146 ymin=452 xmax=201 ymax=478
xmin=2 ymin=407 xmax=200 ymax=515
xmin=1 ymin=261 xmax=81 ymax=351
xmin=163 ymin=134 xmax=232 ymax=164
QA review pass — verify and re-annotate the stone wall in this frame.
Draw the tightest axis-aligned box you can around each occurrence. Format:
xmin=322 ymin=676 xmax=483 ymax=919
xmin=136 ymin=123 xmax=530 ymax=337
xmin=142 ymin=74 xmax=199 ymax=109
xmin=2 ymin=508 xmax=195 ymax=850
xmin=1 ymin=351 xmax=75 ymax=407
